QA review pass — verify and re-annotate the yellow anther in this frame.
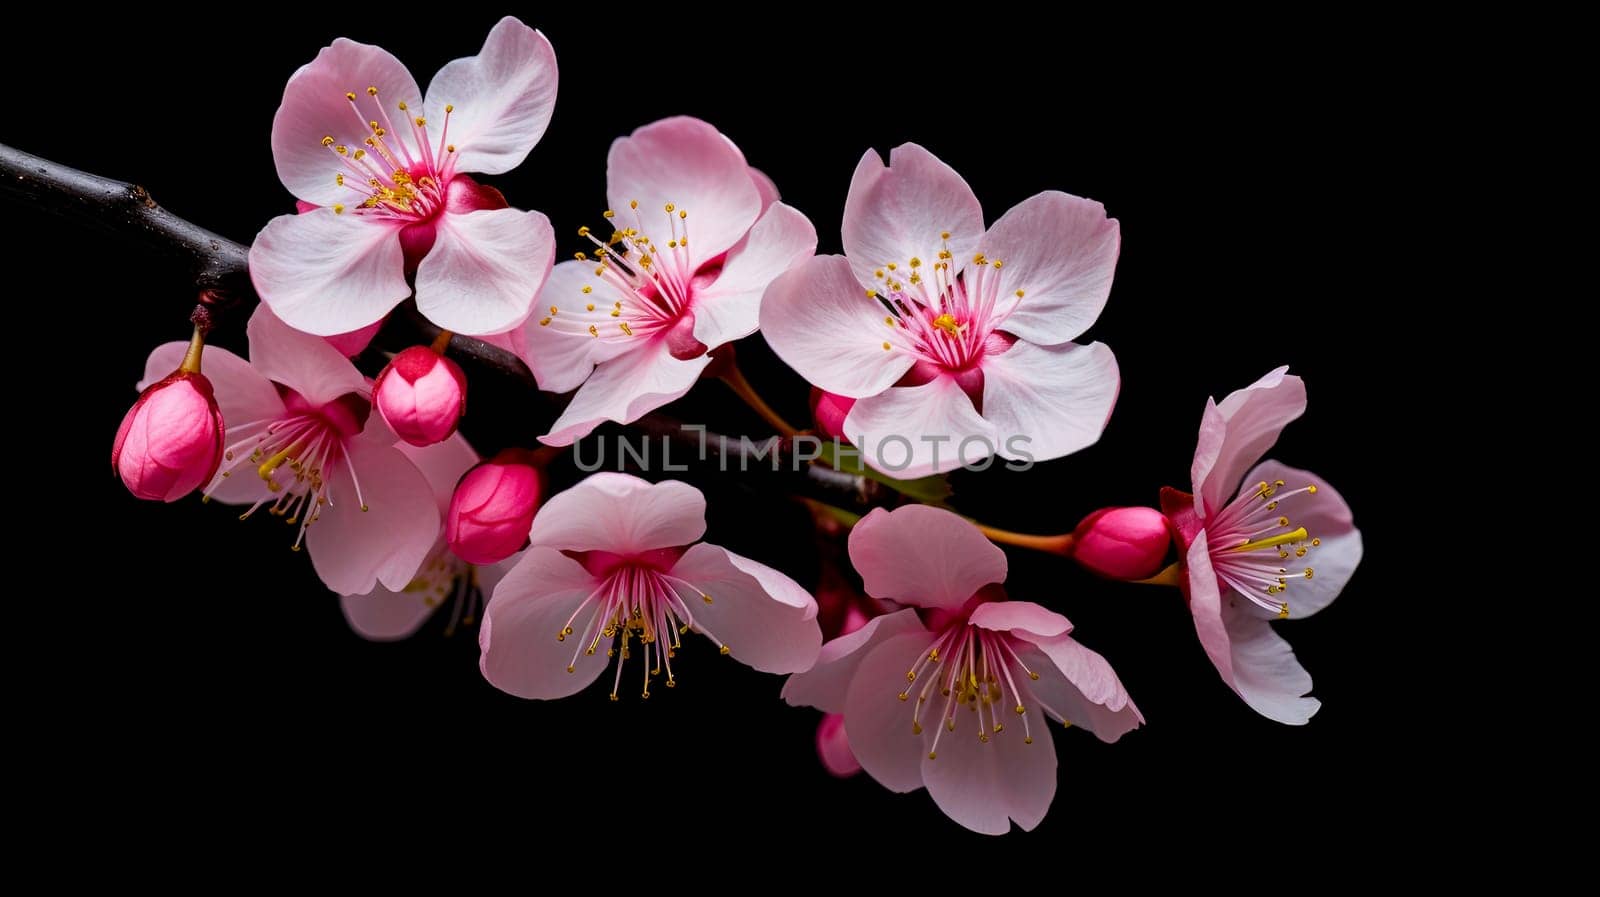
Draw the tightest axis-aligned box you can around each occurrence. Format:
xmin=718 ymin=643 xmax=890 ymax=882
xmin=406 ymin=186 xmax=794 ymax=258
xmin=575 ymin=251 xmax=588 ymax=261
xmin=630 ymin=200 xmax=639 ymax=209
xmin=366 ymin=86 xmax=378 ymax=96
xmin=336 ymin=145 xmax=348 ymax=155
xmin=446 ymin=144 xmax=455 ymax=153
xmin=1308 ymin=485 xmax=1319 ymax=494
xmin=887 ymin=262 xmax=897 ymax=270
xmin=332 ymin=204 xmax=345 ymax=214
xmin=679 ymin=210 xmax=687 ymax=219
xmin=445 ymin=104 xmax=454 ymax=113
xmin=702 ymin=594 xmax=713 ymax=604
xmin=928 ymin=752 xmax=937 ymax=760
xmin=885 ymin=316 xmax=895 ymax=326
xmin=414 ymin=117 xmax=426 ymax=127
xmin=1278 ymin=603 xmax=1290 ymax=619
xmin=320 ymin=136 xmax=334 ymax=147
xmin=346 ymin=92 xmax=357 ymax=101
xmin=603 ymin=210 xmax=615 ymax=218
xmin=620 ymin=322 xmax=634 ymax=336
xmin=866 ymin=288 xmax=877 ymax=298
xmin=539 ymin=317 xmax=551 ymax=326
xmin=719 ymin=645 xmax=731 ymax=655
xmin=941 ymin=231 xmax=951 ymax=239
xmin=397 ymin=101 xmax=407 ymax=111
xmin=932 ymin=313 xmax=962 ymax=336
xmin=588 ymin=325 xmax=599 ymax=337
xmin=578 ymin=226 xmax=591 ymax=237
xmin=882 ymin=341 xmax=892 ymax=351
xmin=909 ymin=257 xmax=922 ymax=268
xmin=550 ymin=306 xmax=559 ymax=315
xmin=664 ymin=203 xmax=675 ymax=212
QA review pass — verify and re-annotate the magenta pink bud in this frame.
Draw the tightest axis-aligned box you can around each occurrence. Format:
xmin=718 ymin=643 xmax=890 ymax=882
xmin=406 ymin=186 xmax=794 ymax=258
xmin=446 ymin=450 xmax=543 ymax=565
xmin=1070 ymin=506 xmax=1172 ymax=580
xmin=816 ymin=713 xmax=862 ymax=778
xmin=111 ymin=371 xmax=224 ymax=502
xmin=809 ymin=387 xmax=856 ymax=441
xmin=374 ymin=346 xmax=467 ymax=447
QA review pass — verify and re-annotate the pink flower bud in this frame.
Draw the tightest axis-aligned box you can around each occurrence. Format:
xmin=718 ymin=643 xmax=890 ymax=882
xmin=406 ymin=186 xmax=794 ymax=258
xmin=446 ymin=450 xmax=543 ymax=565
xmin=374 ymin=346 xmax=467 ymax=447
xmin=809 ymin=387 xmax=855 ymax=441
xmin=111 ymin=371 xmax=223 ymax=502
xmin=1070 ymin=506 xmax=1172 ymax=580
xmin=816 ymin=713 xmax=861 ymax=778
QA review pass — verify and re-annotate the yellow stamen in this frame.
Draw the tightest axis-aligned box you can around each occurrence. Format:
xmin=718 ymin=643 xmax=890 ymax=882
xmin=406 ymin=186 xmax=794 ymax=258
xmin=1231 ymin=527 xmax=1310 ymax=553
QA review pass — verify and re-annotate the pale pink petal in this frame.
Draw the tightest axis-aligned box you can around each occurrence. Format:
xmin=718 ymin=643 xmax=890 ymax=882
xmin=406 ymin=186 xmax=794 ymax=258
xmin=920 ymin=699 xmax=1057 ymax=835
xmin=667 ymin=544 xmax=821 ymax=674
xmin=478 ymin=547 xmax=610 ymax=699
xmin=306 ymin=440 xmax=439 ymax=595
xmin=981 ymin=340 xmax=1119 ymax=464
xmin=397 ymin=433 xmax=479 ymax=516
xmin=423 ymin=17 xmax=557 ymax=175
xmin=845 ymin=377 xmax=997 ymax=478
xmin=271 ymin=38 xmax=421 ymax=206
xmin=843 ymin=631 xmax=938 ymax=793
xmin=245 ymin=305 xmax=370 ymax=405
xmin=782 ymin=608 xmax=927 ymax=713
xmin=817 ymin=714 xmax=861 ymax=777
xmin=849 ymin=505 xmax=1007 ymax=611
xmin=969 ymin=600 xmax=1072 ymax=639
xmin=690 ymin=202 xmax=817 ymax=348
xmin=339 ymin=576 xmax=441 ymax=641
xmin=841 ymin=144 xmax=983 ymax=294
xmin=250 ymin=210 xmax=409 ymax=337
xmin=528 ymin=472 xmax=706 ymax=554
xmin=1012 ymin=636 xmax=1143 ymax=742
xmin=749 ymin=166 xmax=780 ymax=211
xmin=414 ymin=208 xmax=554 ymax=336
xmin=1193 ymin=366 xmax=1306 ymax=517
xmin=139 ymin=341 xmax=285 ymax=427
xmin=606 ymin=116 xmax=762 ymax=268
xmin=1187 ymin=530 xmax=1319 ymax=724
xmin=538 ymin=339 xmax=712 ymax=446
xmin=759 ymin=255 xmax=916 ymax=397
xmin=982 ymin=191 xmax=1120 ymax=345
xmin=1222 ymin=600 xmax=1320 ymax=724
xmin=1241 ymin=460 xmax=1361 ymax=620
xmin=512 ymin=260 xmax=634 ymax=394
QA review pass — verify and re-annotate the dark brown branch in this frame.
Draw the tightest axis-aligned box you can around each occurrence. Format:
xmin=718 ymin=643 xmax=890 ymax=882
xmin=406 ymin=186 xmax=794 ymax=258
xmin=2 ymin=140 xmax=885 ymax=506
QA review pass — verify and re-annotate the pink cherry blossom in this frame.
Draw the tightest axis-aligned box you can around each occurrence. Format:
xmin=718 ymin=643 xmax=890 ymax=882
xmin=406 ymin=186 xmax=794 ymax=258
xmin=761 ymin=144 xmax=1121 ymax=478
xmin=113 ymin=343 xmax=223 ymax=502
xmin=251 ymin=17 xmax=557 ymax=336
xmin=138 ymin=307 xmax=438 ymax=596
xmin=513 ymin=117 xmax=817 ymax=445
xmin=783 ymin=505 xmax=1142 ymax=834
xmin=480 ymin=473 xmax=822 ymax=699
xmin=339 ymin=434 xmax=514 ymax=641
xmin=816 ymin=713 xmax=861 ymax=778
xmin=1161 ymin=367 xmax=1363 ymax=725
xmin=373 ymin=345 xmax=467 ymax=446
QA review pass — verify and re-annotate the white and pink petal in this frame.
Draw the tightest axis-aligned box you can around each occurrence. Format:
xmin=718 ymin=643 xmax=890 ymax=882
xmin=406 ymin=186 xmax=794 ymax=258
xmin=423 ymin=17 xmax=557 ymax=176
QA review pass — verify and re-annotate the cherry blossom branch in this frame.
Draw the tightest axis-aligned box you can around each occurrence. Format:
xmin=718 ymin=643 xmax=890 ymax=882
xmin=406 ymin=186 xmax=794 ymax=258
xmin=0 ymin=140 xmax=543 ymax=387
xmin=1 ymin=141 xmax=884 ymax=505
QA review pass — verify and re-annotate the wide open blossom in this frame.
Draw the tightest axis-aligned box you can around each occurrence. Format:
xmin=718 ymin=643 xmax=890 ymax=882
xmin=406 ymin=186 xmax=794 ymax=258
xmin=252 ymin=17 xmax=557 ymax=336
xmin=139 ymin=307 xmax=438 ymax=595
xmin=480 ymin=473 xmax=821 ymax=699
xmin=1161 ymin=367 xmax=1363 ymax=724
xmin=761 ymin=144 xmax=1121 ymax=478
xmin=339 ymin=433 xmax=513 ymax=641
xmin=783 ymin=505 xmax=1141 ymax=834
xmin=515 ymin=116 xmax=816 ymax=445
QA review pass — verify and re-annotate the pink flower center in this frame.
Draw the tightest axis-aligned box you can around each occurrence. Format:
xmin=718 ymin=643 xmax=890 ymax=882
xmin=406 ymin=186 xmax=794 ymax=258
xmin=896 ymin=623 xmax=1048 ymax=759
xmin=536 ymin=202 xmax=713 ymax=359
xmin=208 ymin=389 xmax=372 ymax=550
xmin=556 ymin=549 xmax=732 ymax=699
xmin=1206 ymin=478 xmax=1323 ymax=618
xmin=871 ymin=237 xmax=1025 ymax=374
xmin=319 ymin=86 xmax=461 ymax=223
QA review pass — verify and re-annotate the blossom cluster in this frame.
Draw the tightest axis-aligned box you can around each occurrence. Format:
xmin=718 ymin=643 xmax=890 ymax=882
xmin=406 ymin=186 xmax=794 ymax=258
xmin=110 ymin=17 xmax=1362 ymax=834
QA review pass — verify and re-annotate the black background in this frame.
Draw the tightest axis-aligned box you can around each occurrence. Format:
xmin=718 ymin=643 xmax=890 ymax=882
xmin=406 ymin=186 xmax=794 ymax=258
xmin=8 ymin=9 xmax=1429 ymax=860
